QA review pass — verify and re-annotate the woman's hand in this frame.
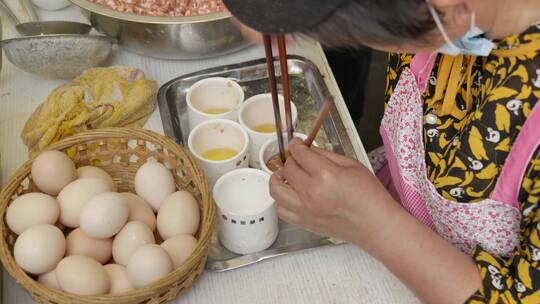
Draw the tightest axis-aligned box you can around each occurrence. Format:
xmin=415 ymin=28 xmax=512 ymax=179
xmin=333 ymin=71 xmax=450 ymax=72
xmin=270 ymin=139 xmax=482 ymax=304
xmin=269 ymin=139 xmax=395 ymax=244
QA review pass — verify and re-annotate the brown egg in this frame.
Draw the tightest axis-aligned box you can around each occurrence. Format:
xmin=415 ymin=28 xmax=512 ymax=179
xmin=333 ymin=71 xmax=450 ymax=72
xmin=160 ymin=234 xmax=198 ymax=268
xmin=66 ymin=228 xmax=112 ymax=264
xmin=14 ymin=224 xmax=65 ymax=275
xmin=134 ymin=162 xmax=176 ymax=212
xmin=121 ymin=193 xmax=156 ymax=231
xmin=57 ymin=178 xmax=112 ymax=228
xmin=38 ymin=269 xmax=61 ymax=290
xmin=104 ymin=264 xmax=134 ymax=294
xmin=31 ymin=151 xmax=77 ymax=195
xmin=77 ymin=166 xmax=117 ymax=192
xmin=157 ymin=191 xmax=200 ymax=240
xmin=56 ymin=256 xmax=110 ymax=295
xmin=79 ymin=192 xmax=128 ymax=239
xmin=126 ymin=244 xmax=172 ymax=288
xmin=6 ymin=193 xmax=59 ymax=235
xmin=112 ymin=221 xmax=155 ymax=266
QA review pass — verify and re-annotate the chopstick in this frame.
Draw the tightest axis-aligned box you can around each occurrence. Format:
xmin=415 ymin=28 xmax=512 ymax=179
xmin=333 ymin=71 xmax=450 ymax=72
xmin=262 ymin=34 xmax=286 ymax=163
xmin=277 ymin=36 xmax=294 ymax=142
xmin=304 ymin=97 xmax=334 ymax=147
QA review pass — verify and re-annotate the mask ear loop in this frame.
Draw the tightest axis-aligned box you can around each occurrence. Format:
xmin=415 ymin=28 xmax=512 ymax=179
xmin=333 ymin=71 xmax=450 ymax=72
xmin=470 ymin=12 xmax=476 ymax=31
xmin=426 ymin=0 xmax=460 ymax=53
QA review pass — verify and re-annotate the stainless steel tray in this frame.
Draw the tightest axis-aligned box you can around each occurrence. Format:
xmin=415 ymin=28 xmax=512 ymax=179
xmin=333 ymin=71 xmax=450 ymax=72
xmin=158 ymin=55 xmax=355 ymax=272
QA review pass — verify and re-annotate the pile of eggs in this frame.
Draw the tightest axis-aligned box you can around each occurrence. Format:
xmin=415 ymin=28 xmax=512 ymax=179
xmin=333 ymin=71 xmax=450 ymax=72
xmin=7 ymin=150 xmax=200 ymax=295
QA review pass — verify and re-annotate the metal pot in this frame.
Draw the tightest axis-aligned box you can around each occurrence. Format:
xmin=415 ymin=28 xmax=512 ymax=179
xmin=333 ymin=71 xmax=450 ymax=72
xmin=69 ymin=0 xmax=252 ymax=60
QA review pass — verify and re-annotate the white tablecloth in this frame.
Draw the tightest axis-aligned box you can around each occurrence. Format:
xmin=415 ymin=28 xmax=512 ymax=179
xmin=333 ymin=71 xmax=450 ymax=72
xmin=0 ymin=2 xmax=419 ymax=303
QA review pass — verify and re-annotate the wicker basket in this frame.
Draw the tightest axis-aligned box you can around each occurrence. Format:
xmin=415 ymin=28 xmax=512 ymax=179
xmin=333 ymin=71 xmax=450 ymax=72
xmin=0 ymin=128 xmax=215 ymax=304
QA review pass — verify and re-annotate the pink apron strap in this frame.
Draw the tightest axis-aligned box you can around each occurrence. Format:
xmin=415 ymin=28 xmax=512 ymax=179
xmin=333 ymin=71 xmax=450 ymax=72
xmin=492 ymin=100 xmax=540 ymax=208
xmin=410 ymin=53 xmax=438 ymax=94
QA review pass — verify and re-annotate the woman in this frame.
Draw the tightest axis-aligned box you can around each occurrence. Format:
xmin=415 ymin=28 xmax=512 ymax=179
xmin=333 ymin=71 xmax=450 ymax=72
xmin=223 ymin=0 xmax=540 ymax=303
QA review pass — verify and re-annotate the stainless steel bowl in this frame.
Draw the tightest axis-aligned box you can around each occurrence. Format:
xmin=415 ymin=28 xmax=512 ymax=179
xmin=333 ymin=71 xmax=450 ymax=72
xmin=2 ymin=34 xmax=115 ymax=78
xmin=69 ymin=0 xmax=252 ymax=60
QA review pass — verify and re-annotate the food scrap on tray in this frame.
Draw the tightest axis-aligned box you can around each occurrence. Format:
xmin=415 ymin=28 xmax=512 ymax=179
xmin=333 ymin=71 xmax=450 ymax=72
xmin=88 ymin=0 xmax=227 ymax=17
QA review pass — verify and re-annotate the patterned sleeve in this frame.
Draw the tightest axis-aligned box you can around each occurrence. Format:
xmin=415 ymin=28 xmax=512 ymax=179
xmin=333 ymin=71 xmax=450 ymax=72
xmin=466 ymin=149 xmax=540 ymax=303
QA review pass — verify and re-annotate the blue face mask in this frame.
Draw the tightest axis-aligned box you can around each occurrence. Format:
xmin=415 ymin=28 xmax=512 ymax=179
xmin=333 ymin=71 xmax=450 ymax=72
xmin=426 ymin=2 xmax=495 ymax=56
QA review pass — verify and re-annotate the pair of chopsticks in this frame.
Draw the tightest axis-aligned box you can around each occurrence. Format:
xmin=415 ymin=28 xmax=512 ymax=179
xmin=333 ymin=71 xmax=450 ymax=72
xmin=262 ymin=34 xmax=292 ymax=163
xmin=262 ymin=34 xmax=334 ymax=164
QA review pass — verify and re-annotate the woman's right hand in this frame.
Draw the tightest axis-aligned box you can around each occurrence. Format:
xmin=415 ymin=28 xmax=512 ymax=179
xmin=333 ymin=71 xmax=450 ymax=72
xmin=270 ymin=139 xmax=482 ymax=304
xmin=269 ymin=139 xmax=397 ymax=246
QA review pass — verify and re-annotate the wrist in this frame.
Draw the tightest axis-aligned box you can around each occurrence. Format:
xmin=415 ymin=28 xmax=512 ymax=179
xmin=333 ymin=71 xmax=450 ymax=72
xmin=345 ymin=192 xmax=404 ymax=252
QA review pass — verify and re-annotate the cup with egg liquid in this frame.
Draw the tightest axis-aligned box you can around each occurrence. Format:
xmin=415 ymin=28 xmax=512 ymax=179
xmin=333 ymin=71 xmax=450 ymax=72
xmin=188 ymin=119 xmax=249 ymax=187
xmin=186 ymin=77 xmax=245 ymax=131
xmin=238 ymin=93 xmax=298 ymax=169
xmin=259 ymin=133 xmax=318 ymax=175
xmin=213 ymin=168 xmax=278 ymax=255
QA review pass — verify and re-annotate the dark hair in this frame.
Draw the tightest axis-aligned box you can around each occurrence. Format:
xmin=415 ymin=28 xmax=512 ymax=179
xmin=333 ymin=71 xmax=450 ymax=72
xmin=304 ymin=0 xmax=436 ymax=48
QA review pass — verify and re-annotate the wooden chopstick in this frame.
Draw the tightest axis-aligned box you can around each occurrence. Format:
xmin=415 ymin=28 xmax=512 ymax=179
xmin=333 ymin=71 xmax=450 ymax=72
xmin=262 ymin=34 xmax=286 ymax=163
xmin=277 ymin=36 xmax=294 ymax=143
xmin=304 ymin=96 xmax=334 ymax=147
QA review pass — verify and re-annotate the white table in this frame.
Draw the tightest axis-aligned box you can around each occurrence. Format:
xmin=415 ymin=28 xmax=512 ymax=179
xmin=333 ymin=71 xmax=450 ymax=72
xmin=0 ymin=3 xmax=419 ymax=303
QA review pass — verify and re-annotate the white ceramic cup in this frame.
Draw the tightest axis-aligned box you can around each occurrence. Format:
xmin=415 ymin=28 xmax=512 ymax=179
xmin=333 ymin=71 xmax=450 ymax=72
xmin=213 ymin=168 xmax=278 ymax=255
xmin=188 ymin=119 xmax=250 ymax=187
xmin=238 ymin=93 xmax=298 ymax=169
xmin=259 ymin=133 xmax=318 ymax=175
xmin=186 ymin=77 xmax=245 ymax=131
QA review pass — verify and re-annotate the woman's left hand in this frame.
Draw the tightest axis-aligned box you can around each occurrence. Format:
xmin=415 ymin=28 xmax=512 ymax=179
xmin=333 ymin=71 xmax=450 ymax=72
xmin=269 ymin=139 xmax=394 ymax=244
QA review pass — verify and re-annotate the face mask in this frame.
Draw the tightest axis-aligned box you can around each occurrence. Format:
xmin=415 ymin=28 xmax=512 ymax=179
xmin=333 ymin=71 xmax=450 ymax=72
xmin=426 ymin=1 xmax=495 ymax=56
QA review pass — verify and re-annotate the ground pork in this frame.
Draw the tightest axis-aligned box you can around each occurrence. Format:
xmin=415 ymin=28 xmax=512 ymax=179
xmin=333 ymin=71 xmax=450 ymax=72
xmin=89 ymin=0 xmax=226 ymax=17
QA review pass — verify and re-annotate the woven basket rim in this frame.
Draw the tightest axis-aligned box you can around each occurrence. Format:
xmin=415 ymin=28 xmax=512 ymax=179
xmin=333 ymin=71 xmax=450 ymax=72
xmin=0 ymin=127 xmax=215 ymax=303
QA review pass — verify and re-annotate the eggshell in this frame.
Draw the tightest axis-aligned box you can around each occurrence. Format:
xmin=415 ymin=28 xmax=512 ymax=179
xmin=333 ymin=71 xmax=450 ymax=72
xmin=121 ymin=193 xmax=156 ymax=231
xmin=126 ymin=244 xmax=172 ymax=288
xmin=38 ymin=270 xmax=61 ymax=290
xmin=57 ymin=178 xmax=112 ymax=228
xmin=66 ymin=228 xmax=112 ymax=264
xmin=14 ymin=224 xmax=65 ymax=275
xmin=112 ymin=221 xmax=155 ymax=266
xmin=80 ymin=192 xmax=128 ymax=239
xmin=160 ymin=234 xmax=198 ymax=268
xmin=56 ymin=255 xmax=110 ymax=295
xmin=134 ymin=162 xmax=176 ymax=212
xmin=6 ymin=193 xmax=60 ymax=235
xmin=104 ymin=264 xmax=134 ymax=294
xmin=31 ymin=150 xmax=77 ymax=195
xmin=157 ymin=191 xmax=200 ymax=240
xmin=77 ymin=166 xmax=117 ymax=192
